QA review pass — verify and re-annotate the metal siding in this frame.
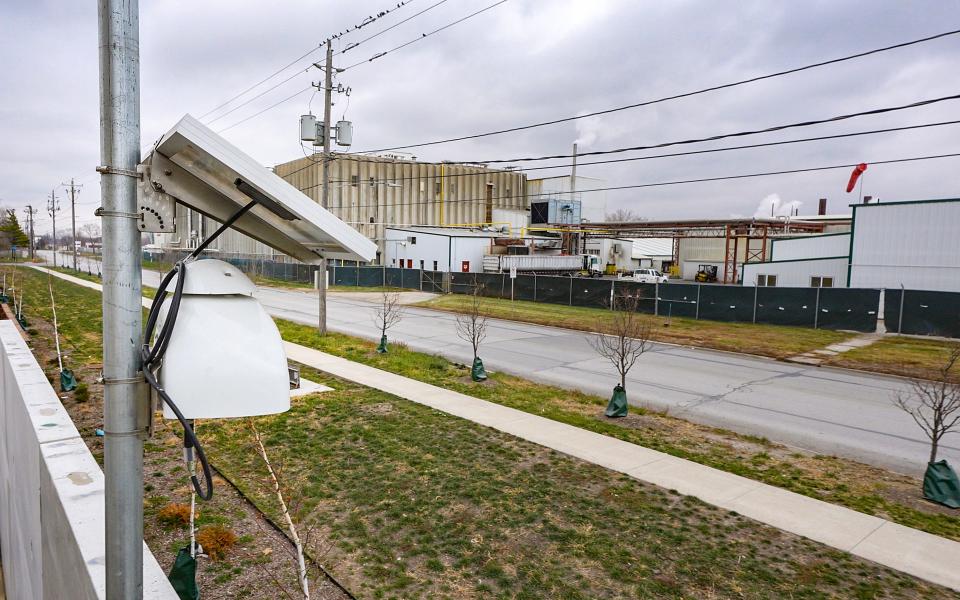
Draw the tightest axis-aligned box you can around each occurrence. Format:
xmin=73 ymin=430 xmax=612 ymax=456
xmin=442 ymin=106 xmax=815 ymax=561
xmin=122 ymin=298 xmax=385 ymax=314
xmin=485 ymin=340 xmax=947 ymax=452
xmin=850 ymin=201 xmax=960 ymax=291
xmin=771 ymin=234 xmax=850 ymax=261
xmin=742 ymin=257 xmax=848 ymax=287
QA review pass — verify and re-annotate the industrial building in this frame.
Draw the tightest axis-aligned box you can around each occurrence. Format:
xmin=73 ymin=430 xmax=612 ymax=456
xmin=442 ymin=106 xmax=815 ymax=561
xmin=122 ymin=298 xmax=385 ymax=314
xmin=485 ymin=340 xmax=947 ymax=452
xmin=276 ymin=154 xmax=527 ymax=262
xmin=151 ymin=154 xmax=527 ymax=263
xmin=384 ymin=226 xmax=502 ymax=273
xmin=742 ymin=198 xmax=960 ymax=291
xmin=527 ymin=175 xmax=607 ymax=223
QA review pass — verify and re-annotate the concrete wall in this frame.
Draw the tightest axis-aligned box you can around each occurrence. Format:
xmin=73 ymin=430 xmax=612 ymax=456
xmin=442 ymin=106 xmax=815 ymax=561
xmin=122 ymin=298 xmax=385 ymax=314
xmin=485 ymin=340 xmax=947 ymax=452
xmin=771 ymin=233 xmax=851 ymax=261
xmin=849 ymin=199 xmax=960 ymax=292
xmin=0 ymin=322 xmax=177 ymax=599
xmin=742 ymin=257 xmax=849 ymax=287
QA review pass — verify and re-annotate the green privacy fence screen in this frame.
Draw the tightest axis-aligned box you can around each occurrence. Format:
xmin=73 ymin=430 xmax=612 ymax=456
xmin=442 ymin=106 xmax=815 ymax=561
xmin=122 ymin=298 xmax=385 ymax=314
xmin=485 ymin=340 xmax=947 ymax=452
xmin=885 ymin=289 xmax=960 ymax=338
xmin=146 ymin=252 xmax=960 ymax=337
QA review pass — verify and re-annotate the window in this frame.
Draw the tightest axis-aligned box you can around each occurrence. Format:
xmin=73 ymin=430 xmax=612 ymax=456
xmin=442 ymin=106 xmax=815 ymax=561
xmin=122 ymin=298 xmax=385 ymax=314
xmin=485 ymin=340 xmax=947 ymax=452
xmin=409 ymin=236 xmax=417 ymax=245
xmin=811 ymin=276 xmax=834 ymax=288
xmin=435 ymin=181 xmax=441 ymax=195
xmin=391 ymin=258 xmax=396 ymax=265
xmin=407 ymin=259 xmax=413 ymax=269
xmin=420 ymin=260 xmax=425 ymax=270
xmin=757 ymin=274 xmax=777 ymax=287
xmin=350 ymin=175 xmax=359 ymax=186
xmin=461 ymin=260 xmax=470 ymax=272
xmin=433 ymin=260 xmax=438 ymax=271
xmin=369 ymin=177 xmax=375 ymax=187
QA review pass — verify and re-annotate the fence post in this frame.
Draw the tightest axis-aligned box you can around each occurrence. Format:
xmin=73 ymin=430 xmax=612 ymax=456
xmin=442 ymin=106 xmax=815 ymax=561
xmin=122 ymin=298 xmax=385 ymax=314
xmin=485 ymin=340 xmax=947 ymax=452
xmin=813 ymin=286 xmax=821 ymax=329
xmin=568 ymin=276 xmax=574 ymax=306
xmin=331 ymin=264 xmax=336 ymax=288
xmin=695 ymin=284 xmax=701 ymax=320
xmin=383 ymin=265 xmax=386 ymax=288
xmin=898 ymin=285 xmax=905 ymax=335
xmin=654 ymin=281 xmax=660 ymax=316
xmin=511 ymin=275 xmax=515 ymax=302
xmin=533 ymin=273 xmax=538 ymax=303
xmin=609 ymin=279 xmax=614 ymax=310
xmin=752 ymin=283 xmax=758 ymax=324
xmin=420 ymin=268 xmax=424 ymax=292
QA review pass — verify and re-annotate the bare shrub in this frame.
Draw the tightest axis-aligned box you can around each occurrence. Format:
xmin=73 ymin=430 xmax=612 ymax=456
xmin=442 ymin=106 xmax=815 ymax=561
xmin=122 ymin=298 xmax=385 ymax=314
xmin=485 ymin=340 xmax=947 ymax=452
xmin=893 ymin=344 xmax=960 ymax=464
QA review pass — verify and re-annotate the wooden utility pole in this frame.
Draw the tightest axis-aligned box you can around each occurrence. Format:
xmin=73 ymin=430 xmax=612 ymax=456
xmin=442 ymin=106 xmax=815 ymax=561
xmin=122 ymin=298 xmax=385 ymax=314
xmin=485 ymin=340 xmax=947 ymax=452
xmin=318 ymin=39 xmax=334 ymax=335
xmin=47 ymin=189 xmax=60 ymax=266
xmin=61 ymin=178 xmax=83 ymax=269
xmin=23 ymin=205 xmax=37 ymax=259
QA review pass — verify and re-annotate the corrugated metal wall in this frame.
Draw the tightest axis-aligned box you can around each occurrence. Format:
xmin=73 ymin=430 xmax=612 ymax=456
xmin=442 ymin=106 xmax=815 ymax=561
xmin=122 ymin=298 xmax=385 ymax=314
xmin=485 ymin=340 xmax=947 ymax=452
xmin=849 ymin=200 xmax=960 ymax=292
xmin=742 ymin=257 xmax=849 ymax=287
xmin=771 ymin=233 xmax=850 ymax=261
xmin=276 ymin=155 xmax=527 ymax=260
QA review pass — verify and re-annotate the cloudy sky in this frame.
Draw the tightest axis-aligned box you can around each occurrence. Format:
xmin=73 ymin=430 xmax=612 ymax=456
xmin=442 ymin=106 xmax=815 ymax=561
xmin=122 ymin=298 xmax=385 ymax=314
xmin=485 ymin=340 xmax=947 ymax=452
xmin=2 ymin=0 xmax=959 ymax=236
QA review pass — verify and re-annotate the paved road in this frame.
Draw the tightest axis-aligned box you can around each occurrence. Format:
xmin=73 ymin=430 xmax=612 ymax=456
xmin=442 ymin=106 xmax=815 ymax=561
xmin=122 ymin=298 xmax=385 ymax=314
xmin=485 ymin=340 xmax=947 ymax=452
xmin=42 ymin=251 xmax=958 ymax=473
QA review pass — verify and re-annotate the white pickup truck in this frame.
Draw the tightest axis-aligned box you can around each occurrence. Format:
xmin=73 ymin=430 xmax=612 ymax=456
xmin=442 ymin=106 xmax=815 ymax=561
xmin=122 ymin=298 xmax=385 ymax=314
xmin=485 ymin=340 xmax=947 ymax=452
xmin=619 ymin=268 xmax=668 ymax=283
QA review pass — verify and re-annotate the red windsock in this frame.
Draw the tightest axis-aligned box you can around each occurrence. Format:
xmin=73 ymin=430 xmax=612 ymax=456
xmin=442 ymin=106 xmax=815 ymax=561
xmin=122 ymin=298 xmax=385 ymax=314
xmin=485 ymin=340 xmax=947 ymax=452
xmin=846 ymin=163 xmax=868 ymax=193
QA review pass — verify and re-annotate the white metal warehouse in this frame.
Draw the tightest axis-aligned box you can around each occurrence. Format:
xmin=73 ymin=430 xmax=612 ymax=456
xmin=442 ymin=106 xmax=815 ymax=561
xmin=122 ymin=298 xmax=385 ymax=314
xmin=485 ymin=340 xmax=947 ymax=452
xmin=742 ymin=198 xmax=960 ymax=291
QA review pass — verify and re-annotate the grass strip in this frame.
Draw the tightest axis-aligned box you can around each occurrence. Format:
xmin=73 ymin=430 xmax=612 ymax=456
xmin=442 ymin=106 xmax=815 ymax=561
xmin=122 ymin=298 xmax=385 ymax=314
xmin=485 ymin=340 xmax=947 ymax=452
xmin=277 ymin=319 xmax=960 ymax=542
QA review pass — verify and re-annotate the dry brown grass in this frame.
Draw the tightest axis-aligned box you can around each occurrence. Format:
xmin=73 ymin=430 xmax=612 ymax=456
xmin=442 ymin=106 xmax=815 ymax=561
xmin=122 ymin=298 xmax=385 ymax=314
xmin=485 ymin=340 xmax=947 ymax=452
xmin=156 ymin=503 xmax=195 ymax=527
xmin=196 ymin=525 xmax=238 ymax=561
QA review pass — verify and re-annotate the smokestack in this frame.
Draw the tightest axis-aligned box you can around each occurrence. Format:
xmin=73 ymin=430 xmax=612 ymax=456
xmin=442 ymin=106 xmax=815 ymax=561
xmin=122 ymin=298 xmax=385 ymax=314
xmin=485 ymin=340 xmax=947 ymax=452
xmin=818 ymin=198 xmax=827 ymax=215
xmin=571 ymin=142 xmax=578 ymax=198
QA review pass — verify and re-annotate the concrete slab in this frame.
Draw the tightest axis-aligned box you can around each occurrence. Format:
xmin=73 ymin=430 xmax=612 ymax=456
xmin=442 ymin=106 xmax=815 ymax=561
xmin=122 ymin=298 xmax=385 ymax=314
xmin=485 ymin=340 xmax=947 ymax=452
xmin=851 ymin=521 xmax=960 ymax=591
xmin=290 ymin=377 xmax=333 ymax=398
xmin=627 ymin=457 xmax=764 ymax=506
xmin=725 ymin=485 xmax=885 ymax=552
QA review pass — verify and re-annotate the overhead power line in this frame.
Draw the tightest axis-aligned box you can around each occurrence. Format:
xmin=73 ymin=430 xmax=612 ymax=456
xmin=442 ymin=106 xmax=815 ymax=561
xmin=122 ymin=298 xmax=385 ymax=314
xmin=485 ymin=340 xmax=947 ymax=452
xmin=339 ymin=0 xmax=451 ymax=55
xmin=472 ymin=93 xmax=960 ymax=164
xmin=341 ymin=0 xmax=511 ymax=71
xmin=306 ymin=152 xmax=960 ymax=211
xmin=293 ymin=120 xmax=960 ymax=188
xmin=197 ymin=0 xmax=419 ymax=123
xmin=279 ymin=93 xmax=960 ymax=182
xmin=217 ymin=86 xmax=313 ymax=133
xmin=350 ymin=28 xmax=960 ymax=154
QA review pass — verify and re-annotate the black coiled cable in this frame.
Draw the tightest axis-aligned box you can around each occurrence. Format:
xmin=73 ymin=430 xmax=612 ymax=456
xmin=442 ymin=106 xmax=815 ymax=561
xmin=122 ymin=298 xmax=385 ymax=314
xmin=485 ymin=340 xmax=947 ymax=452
xmin=142 ymin=260 xmax=214 ymax=500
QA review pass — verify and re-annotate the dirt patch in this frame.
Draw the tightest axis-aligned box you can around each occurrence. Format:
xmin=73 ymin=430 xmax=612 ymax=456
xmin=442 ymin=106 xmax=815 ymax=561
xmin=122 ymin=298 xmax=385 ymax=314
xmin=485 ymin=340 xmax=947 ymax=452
xmin=21 ymin=309 xmax=350 ymax=599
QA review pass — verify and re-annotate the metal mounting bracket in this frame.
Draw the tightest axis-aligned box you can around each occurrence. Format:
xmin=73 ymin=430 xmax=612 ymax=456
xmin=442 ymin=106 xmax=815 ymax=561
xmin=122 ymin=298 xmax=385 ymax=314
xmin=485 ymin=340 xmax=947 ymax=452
xmin=136 ymin=161 xmax=177 ymax=233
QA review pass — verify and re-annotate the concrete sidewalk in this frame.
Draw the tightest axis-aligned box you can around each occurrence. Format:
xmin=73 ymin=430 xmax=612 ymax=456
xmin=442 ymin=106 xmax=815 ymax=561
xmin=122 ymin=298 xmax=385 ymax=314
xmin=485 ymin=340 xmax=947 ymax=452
xmin=31 ymin=264 xmax=960 ymax=591
xmin=285 ymin=342 xmax=960 ymax=592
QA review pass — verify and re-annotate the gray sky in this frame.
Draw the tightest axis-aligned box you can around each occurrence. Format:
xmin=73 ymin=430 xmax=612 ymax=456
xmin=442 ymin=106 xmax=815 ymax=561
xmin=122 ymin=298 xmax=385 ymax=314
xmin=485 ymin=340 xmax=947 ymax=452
xmin=2 ymin=0 xmax=959 ymax=236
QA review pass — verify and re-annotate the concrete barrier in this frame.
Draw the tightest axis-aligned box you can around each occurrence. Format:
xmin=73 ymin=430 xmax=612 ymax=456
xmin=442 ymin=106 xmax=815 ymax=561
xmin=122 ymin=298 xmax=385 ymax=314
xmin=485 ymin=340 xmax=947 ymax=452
xmin=0 ymin=321 xmax=177 ymax=599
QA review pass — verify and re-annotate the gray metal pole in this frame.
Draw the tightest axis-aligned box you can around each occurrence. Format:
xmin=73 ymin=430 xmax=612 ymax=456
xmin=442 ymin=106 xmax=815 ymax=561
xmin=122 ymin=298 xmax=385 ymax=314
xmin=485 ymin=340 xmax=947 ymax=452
xmin=654 ymin=281 xmax=659 ymax=316
xmin=752 ymin=280 xmax=758 ymax=323
xmin=98 ymin=1 xmax=145 ymax=597
xmin=813 ymin=286 xmax=821 ymax=329
xmin=695 ymin=283 xmax=701 ymax=320
xmin=898 ymin=284 xmax=905 ymax=335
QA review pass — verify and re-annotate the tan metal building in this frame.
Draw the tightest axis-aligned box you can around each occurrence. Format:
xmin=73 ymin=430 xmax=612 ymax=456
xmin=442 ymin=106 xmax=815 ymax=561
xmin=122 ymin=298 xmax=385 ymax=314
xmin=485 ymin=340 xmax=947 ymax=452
xmin=275 ymin=154 xmax=528 ymax=261
xmin=151 ymin=155 xmax=527 ymax=263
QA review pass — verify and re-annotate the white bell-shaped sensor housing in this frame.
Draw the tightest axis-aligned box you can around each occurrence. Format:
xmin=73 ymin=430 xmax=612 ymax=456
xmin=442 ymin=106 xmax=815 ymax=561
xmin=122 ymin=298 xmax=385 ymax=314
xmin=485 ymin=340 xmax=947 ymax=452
xmin=155 ymin=259 xmax=290 ymax=419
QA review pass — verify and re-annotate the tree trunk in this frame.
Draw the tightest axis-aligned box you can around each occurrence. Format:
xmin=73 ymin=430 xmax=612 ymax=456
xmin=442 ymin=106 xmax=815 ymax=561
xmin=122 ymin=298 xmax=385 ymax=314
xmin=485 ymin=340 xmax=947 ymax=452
xmin=930 ymin=438 xmax=939 ymax=464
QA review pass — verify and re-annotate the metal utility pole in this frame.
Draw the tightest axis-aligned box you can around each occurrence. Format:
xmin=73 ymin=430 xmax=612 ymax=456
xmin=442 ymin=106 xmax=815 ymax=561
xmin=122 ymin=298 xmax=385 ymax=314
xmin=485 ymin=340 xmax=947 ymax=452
xmin=97 ymin=0 xmax=145 ymax=597
xmin=61 ymin=178 xmax=83 ymax=270
xmin=318 ymin=38 xmax=334 ymax=335
xmin=47 ymin=190 xmax=60 ymax=266
xmin=23 ymin=205 xmax=37 ymax=259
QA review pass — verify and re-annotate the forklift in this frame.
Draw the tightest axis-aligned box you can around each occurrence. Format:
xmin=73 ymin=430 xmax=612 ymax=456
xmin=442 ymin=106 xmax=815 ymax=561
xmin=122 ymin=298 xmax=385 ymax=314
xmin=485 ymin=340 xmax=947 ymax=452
xmin=695 ymin=264 xmax=718 ymax=283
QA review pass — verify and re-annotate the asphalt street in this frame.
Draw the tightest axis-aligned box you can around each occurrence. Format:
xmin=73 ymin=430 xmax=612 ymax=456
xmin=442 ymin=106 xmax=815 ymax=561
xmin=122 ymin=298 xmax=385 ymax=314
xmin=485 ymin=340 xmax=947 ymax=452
xmin=44 ymin=251 xmax=958 ymax=473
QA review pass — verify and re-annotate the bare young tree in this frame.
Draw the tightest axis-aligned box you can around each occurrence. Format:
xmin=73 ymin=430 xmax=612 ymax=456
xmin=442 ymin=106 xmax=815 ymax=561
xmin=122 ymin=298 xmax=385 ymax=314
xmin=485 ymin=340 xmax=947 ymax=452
xmin=455 ymin=284 xmax=489 ymax=380
xmin=605 ymin=208 xmax=645 ymax=223
xmin=894 ymin=344 xmax=960 ymax=464
xmin=250 ymin=420 xmax=311 ymax=599
xmin=588 ymin=293 xmax=653 ymax=415
xmin=372 ymin=290 xmax=405 ymax=352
